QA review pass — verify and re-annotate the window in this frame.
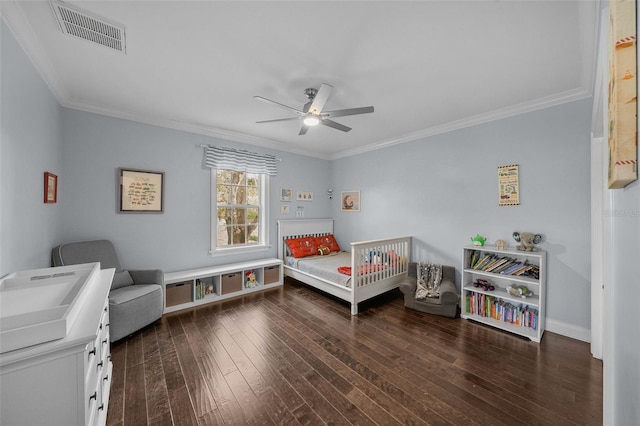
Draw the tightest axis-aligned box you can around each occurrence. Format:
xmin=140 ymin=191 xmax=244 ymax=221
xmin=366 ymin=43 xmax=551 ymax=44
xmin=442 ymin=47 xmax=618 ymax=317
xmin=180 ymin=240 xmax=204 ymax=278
xmin=212 ymin=169 xmax=269 ymax=254
xmin=204 ymin=145 xmax=276 ymax=255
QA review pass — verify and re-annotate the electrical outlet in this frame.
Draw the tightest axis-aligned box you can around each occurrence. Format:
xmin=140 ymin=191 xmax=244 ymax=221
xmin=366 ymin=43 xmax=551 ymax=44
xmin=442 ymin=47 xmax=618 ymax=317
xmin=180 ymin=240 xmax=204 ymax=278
xmin=296 ymin=210 xmax=304 ymax=218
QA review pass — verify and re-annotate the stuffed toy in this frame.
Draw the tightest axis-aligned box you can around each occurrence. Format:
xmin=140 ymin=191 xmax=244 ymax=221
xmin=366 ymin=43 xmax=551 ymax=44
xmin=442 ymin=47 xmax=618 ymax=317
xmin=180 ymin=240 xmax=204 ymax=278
xmin=506 ymin=285 xmax=533 ymax=298
xmin=470 ymin=234 xmax=487 ymax=246
xmin=512 ymin=232 xmax=542 ymax=251
xmin=245 ymin=271 xmax=258 ymax=288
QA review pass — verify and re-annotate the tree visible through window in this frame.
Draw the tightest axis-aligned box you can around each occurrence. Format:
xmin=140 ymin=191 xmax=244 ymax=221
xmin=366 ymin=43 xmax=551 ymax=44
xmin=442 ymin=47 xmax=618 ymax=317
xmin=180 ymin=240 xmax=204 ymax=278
xmin=215 ymin=169 xmax=262 ymax=248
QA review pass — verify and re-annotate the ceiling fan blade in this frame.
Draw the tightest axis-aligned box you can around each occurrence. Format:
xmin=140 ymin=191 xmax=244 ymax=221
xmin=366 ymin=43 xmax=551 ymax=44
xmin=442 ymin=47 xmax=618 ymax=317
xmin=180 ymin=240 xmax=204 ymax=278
xmin=321 ymin=119 xmax=351 ymax=132
xmin=256 ymin=117 xmax=301 ymax=124
xmin=299 ymin=124 xmax=309 ymax=135
xmin=308 ymin=83 xmax=333 ymax=115
xmin=253 ymin=96 xmax=304 ymax=115
xmin=324 ymin=106 xmax=374 ymax=118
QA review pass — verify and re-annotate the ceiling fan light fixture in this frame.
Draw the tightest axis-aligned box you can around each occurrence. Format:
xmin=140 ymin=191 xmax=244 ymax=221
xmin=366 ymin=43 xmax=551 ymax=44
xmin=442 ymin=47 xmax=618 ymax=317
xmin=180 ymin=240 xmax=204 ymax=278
xmin=303 ymin=116 xmax=320 ymax=126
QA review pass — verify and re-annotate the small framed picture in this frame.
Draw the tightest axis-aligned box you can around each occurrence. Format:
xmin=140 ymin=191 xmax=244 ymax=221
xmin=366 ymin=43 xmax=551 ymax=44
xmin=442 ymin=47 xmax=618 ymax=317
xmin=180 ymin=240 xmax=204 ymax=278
xmin=118 ymin=168 xmax=164 ymax=213
xmin=297 ymin=191 xmax=313 ymax=201
xmin=341 ymin=190 xmax=360 ymax=212
xmin=280 ymin=188 xmax=292 ymax=201
xmin=44 ymin=172 xmax=58 ymax=204
xmin=280 ymin=205 xmax=290 ymax=215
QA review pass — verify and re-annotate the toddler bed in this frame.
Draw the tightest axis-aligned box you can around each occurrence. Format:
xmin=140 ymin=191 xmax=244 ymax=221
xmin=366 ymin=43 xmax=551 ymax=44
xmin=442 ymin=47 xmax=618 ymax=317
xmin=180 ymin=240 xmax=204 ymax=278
xmin=277 ymin=219 xmax=411 ymax=314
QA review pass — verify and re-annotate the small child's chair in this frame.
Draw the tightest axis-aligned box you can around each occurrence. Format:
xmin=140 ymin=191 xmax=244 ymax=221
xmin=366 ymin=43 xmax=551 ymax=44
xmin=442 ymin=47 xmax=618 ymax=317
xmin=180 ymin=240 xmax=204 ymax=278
xmin=398 ymin=262 xmax=459 ymax=318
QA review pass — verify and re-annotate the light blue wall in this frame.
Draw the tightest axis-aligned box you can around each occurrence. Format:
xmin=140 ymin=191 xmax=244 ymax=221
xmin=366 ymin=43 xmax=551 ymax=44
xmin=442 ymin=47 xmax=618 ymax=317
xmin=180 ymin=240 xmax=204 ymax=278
xmin=612 ymin=180 xmax=640 ymax=425
xmin=331 ymin=99 xmax=592 ymax=332
xmin=60 ymin=108 xmax=331 ymax=272
xmin=0 ymin=21 xmax=62 ymax=276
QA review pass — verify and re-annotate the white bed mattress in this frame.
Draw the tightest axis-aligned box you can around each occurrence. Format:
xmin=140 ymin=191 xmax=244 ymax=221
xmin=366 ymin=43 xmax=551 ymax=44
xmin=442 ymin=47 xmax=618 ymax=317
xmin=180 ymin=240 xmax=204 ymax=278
xmin=285 ymin=251 xmax=352 ymax=288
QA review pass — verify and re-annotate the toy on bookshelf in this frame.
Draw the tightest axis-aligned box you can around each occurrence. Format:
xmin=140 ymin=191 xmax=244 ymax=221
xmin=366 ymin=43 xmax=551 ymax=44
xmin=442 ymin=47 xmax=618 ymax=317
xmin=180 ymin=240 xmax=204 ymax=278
xmin=473 ymin=279 xmax=495 ymax=291
xmin=245 ymin=270 xmax=258 ymax=288
xmin=470 ymin=234 xmax=487 ymax=246
xmin=506 ymin=284 xmax=533 ymax=298
xmin=494 ymin=239 xmax=507 ymax=250
xmin=512 ymin=231 xmax=543 ymax=252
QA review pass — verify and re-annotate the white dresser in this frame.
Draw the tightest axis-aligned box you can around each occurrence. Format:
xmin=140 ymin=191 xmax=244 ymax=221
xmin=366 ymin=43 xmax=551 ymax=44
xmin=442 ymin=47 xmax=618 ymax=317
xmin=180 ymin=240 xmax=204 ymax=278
xmin=0 ymin=266 xmax=114 ymax=426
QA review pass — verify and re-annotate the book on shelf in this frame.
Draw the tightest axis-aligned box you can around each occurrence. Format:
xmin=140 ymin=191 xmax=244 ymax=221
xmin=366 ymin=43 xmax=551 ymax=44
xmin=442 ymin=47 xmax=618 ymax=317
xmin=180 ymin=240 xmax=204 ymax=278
xmin=195 ymin=279 xmax=206 ymax=300
xmin=469 ymin=250 xmax=481 ymax=268
xmin=484 ymin=257 xmax=507 ymax=272
xmin=465 ymin=291 xmax=538 ymax=330
xmin=492 ymin=260 xmax=518 ymax=274
xmin=500 ymin=260 xmax=525 ymax=275
xmin=473 ymin=254 xmax=497 ymax=270
xmin=487 ymin=257 xmax=516 ymax=273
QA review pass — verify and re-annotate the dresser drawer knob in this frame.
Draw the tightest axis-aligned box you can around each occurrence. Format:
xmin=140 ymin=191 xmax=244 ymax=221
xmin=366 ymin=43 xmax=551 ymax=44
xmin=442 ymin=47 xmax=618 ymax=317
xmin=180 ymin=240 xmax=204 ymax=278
xmin=89 ymin=392 xmax=97 ymax=402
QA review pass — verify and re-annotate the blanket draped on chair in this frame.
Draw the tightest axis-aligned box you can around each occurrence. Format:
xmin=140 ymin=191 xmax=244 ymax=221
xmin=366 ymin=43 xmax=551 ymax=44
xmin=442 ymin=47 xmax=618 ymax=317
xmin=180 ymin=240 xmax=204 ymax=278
xmin=415 ymin=262 xmax=442 ymax=300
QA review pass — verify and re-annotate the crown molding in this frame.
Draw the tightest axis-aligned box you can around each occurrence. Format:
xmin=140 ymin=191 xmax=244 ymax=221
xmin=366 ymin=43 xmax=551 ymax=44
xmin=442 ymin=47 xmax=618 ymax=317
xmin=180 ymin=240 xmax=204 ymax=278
xmin=60 ymin=99 xmax=332 ymax=160
xmin=1 ymin=2 xmax=69 ymax=103
xmin=330 ymin=87 xmax=592 ymax=160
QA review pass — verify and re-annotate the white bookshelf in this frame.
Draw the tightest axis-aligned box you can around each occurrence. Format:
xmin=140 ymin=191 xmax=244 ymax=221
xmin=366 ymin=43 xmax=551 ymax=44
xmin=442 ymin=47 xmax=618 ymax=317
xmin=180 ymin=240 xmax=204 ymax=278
xmin=163 ymin=258 xmax=283 ymax=314
xmin=461 ymin=246 xmax=546 ymax=342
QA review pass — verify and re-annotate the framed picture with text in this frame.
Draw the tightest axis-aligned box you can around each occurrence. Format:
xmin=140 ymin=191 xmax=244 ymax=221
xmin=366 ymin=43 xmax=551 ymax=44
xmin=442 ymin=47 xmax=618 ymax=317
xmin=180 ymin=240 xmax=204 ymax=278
xmin=118 ymin=168 xmax=164 ymax=213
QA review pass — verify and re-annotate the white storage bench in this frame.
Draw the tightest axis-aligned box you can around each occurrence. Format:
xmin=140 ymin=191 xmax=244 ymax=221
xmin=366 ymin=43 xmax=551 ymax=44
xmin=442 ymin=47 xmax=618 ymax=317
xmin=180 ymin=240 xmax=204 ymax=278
xmin=163 ymin=258 xmax=283 ymax=314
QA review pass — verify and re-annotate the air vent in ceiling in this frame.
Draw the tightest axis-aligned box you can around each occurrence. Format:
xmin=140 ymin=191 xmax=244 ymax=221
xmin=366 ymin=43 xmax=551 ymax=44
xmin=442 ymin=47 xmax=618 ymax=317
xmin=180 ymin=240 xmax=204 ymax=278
xmin=50 ymin=0 xmax=126 ymax=53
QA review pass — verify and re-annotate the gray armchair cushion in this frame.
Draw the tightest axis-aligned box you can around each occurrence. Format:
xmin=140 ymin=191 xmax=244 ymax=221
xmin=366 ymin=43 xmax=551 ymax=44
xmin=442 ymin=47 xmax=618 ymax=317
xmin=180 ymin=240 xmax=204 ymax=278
xmin=130 ymin=269 xmax=164 ymax=286
xmin=112 ymin=270 xmax=134 ymax=289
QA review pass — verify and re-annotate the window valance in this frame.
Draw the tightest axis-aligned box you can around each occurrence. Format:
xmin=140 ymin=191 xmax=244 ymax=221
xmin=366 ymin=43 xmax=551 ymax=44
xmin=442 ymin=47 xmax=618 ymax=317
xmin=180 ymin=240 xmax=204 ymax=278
xmin=204 ymin=145 xmax=277 ymax=176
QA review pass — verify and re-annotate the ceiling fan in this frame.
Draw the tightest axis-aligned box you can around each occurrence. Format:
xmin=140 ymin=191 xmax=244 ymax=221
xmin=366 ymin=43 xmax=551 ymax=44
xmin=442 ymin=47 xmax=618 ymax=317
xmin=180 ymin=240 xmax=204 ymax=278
xmin=254 ymin=83 xmax=374 ymax=135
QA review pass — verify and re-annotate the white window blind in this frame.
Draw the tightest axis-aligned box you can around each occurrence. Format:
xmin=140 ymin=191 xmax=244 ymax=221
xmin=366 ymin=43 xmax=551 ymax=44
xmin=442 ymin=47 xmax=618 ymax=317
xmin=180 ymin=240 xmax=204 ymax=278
xmin=205 ymin=145 xmax=277 ymax=176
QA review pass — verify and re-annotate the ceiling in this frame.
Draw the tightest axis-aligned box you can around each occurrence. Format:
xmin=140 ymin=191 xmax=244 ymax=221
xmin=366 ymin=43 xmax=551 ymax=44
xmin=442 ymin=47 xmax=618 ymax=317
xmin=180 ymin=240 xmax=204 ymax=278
xmin=1 ymin=1 xmax=599 ymax=159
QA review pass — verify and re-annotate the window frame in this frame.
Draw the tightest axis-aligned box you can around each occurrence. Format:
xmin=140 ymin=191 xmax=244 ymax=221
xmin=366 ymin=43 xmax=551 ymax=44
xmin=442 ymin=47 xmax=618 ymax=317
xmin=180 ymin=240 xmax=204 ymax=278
xmin=210 ymin=168 xmax=270 ymax=256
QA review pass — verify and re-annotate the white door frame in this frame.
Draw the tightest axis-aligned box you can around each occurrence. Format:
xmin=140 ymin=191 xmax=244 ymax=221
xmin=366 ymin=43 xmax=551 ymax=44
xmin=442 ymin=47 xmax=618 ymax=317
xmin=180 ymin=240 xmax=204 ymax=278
xmin=589 ymin=4 xmax=614 ymax=424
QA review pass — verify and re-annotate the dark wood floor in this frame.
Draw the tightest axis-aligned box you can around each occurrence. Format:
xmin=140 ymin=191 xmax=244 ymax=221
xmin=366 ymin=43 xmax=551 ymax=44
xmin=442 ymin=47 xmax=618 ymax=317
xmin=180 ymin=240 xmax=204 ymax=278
xmin=107 ymin=278 xmax=603 ymax=426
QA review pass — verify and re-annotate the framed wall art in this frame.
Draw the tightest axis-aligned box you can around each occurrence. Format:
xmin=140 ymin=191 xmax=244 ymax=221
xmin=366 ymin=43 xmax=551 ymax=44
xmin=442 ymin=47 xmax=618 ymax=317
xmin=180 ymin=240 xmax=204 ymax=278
xmin=341 ymin=190 xmax=360 ymax=212
xmin=608 ymin=0 xmax=638 ymax=189
xmin=297 ymin=191 xmax=313 ymax=201
xmin=118 ymin=168 xmax=164 ymax=213
xmin=498 ymin=164 xmax=520 ymax=206
xmin=280 ymin=188 xmax=292 ymax=201
xmin=44 ymin=172 xmax=57 ymax=204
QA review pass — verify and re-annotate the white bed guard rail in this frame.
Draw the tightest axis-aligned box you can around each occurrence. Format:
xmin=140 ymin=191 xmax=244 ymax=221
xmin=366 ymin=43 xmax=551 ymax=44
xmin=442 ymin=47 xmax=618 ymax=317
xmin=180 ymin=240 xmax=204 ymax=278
xmin=350 ymin=236 xmax=411 ymax=288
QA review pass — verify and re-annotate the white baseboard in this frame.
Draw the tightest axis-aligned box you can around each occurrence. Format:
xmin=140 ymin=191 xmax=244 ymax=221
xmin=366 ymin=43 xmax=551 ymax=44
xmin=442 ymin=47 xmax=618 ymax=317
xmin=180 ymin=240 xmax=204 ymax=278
xmin=546 ymin=318 xmax=591 ymax=343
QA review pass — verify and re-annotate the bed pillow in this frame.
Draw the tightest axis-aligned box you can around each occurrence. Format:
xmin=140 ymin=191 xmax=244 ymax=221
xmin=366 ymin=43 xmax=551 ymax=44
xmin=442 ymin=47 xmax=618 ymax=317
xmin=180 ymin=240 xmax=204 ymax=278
xmin=285 ymin=236 xmax=318 ymax=258
xmin=315 ymin=234 xmax=341 ymax=253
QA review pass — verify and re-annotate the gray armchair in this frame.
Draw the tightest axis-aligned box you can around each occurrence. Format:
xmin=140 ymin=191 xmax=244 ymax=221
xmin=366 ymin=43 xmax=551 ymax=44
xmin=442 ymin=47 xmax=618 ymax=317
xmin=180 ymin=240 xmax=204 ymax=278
xmin=52 ymin=240 xmax=164 ymax=341
xmin=399 ymin=262 xmax=458 ymax=318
